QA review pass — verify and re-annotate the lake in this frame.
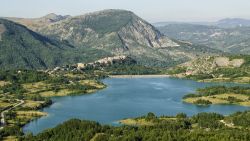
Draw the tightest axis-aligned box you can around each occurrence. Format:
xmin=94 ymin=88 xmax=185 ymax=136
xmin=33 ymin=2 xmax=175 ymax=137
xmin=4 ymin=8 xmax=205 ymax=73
xmin=24 ymin=77 xmax=250 ymax=134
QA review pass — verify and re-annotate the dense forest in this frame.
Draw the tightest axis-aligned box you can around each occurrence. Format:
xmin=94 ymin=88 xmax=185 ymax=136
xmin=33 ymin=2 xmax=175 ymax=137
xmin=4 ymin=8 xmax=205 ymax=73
xmin=18 ymin=111 xmax=250 ymax=141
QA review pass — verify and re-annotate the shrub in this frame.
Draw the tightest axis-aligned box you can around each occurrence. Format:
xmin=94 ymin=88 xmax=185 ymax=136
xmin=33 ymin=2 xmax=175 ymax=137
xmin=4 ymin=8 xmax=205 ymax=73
xmin=227 ymin=96 xmax=243 ymax=103
xmin=194 ymin=99 xmax=212 ymax=105
xmin=183 ymin=93 xmax=200 ymax=99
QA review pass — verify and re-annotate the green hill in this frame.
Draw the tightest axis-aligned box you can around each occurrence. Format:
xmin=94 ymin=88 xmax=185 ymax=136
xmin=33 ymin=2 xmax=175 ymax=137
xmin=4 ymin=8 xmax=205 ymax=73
xmin=0 ymin=19 xmax=110 ymax=70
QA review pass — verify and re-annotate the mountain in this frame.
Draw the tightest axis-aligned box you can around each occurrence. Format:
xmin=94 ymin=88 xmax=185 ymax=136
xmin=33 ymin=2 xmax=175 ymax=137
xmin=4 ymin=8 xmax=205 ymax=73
xmin=0 ymin=18 xmax=111 ymax=70
xmin=3 ymin=10 xmax=224 ymax=69
xmin=5 ymin=9 xmax=221 ymax=67
xmin=157 ymin=23 xmax=250 ymax=54
xmin=24 ymin=10 xmax=179 ymax=48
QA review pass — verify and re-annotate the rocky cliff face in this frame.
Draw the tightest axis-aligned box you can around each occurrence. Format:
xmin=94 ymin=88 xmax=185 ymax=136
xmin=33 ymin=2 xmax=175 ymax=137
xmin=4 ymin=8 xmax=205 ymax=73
xmin=117 ymin=14 xmax=179 ymax=49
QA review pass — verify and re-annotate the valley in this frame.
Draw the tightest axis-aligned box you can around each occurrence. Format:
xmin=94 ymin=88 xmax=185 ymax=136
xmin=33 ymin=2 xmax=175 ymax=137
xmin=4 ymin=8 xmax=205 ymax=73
xmin=1 ymin=67 xmax=249 ymax=140
xmin=22 ymin=77 xmax=249 ymax=134
xmin=0 ymin=6 xmax=250 ymax=141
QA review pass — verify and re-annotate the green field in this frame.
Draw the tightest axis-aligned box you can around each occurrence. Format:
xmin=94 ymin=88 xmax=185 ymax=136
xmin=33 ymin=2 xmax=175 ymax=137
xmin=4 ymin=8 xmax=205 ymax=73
xmin=183 ymin=86 xmax=250 ymax=106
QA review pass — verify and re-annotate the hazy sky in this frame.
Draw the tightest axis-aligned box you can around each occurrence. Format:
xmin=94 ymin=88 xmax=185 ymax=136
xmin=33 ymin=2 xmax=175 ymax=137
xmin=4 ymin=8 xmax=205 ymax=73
xmin=1 ymin=0 xmax=250 ymax=22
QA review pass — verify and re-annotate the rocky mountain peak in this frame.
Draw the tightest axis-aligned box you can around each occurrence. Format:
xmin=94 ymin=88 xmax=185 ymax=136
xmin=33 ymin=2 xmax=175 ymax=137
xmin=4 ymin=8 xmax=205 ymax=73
xmin=41 ymin=13 xmax=70 ymax=22
xmin=43 ymin=13 xmax=58 ymax=18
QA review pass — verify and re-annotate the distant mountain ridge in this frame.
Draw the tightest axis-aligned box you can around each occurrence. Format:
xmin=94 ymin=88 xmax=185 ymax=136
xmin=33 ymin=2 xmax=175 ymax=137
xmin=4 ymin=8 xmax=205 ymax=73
xmin=154 ymin=18 xmax=250 ymax=28
xmin=216 ymin=18 xmax=250 ymax=28
xmin=157 ymin=23 xmax=250 ymax=54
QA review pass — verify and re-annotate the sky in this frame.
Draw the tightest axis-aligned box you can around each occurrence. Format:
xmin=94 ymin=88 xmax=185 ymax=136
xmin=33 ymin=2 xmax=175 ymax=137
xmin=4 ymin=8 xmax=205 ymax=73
xmin=1 ymin=0 xmax=250 ymax=22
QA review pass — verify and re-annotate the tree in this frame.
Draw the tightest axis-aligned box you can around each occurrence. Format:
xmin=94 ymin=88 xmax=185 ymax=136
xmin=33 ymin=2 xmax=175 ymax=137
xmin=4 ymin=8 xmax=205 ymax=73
xmin=145 ymin=112 xmax=157 ymax=121
xmin=176 ymin=113 xmax=187 ymax=119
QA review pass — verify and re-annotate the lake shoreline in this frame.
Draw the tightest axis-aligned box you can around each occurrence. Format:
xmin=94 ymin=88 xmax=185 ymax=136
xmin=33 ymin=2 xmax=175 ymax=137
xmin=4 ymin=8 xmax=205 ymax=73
xmin=20 ymin=80 xmax=107 ymax=135
xmin=23 ymin=77 xmax=250 ymax=135
xmin=109 ymin=74 xmax=171 ymax=78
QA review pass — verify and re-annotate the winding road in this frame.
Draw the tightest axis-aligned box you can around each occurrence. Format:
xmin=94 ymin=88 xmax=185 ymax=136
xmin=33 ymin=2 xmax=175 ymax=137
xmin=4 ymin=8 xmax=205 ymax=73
xmin=0 ymin=99 xmax=24 ymax=129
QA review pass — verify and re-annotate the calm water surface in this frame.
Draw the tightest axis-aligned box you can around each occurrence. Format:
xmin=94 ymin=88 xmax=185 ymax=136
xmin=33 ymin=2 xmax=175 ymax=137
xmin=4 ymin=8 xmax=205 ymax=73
xmin=24 ymin=77 xmax=250 ymax=134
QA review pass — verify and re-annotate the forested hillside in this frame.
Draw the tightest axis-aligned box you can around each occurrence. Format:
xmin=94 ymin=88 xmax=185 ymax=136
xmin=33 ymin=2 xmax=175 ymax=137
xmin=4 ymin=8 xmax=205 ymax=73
xmin=0 ymin=19 xmax=111 ymax=70
xmin=19 ymin=111 xmax=250 ymax=141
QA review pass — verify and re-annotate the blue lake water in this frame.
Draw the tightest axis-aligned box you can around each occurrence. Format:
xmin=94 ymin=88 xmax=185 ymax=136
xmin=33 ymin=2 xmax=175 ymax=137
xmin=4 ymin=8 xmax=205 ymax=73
xmin=23 ymin=77 xmax=250 ymax=134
